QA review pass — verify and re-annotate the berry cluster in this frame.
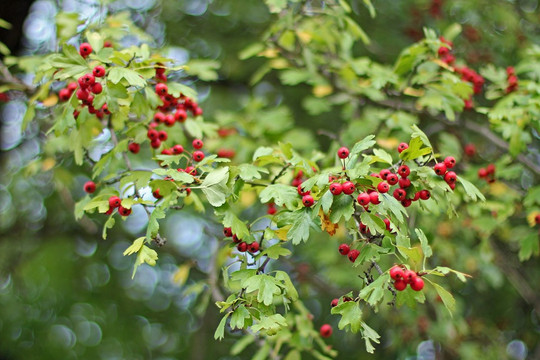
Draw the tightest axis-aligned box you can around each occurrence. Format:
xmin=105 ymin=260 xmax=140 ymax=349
xmin=83 ymin=181 xmax=132 ymax=217
xmin=506 ymin=66 xmax=518 ymax=93
xmin=223 ymin=227 xmax=260 ymax=254
xmin=390 ymin=265 xmax=424 ymax=292
xmin=296 ymin=171 xmax=316 ymax=208
xmin=477 ymin=163 xmax=496 ymax=183
xmin=337 ymin=243 xmax=360 ymax=263
xmin=437 ymin=36 xmax=455 ymax=66
xmin=433 ymin=156 xmax=458 ymax=190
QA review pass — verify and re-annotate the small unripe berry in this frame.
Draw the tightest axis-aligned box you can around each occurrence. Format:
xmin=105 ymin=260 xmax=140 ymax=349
xmin=394 ymin=279 xmax=407 ymax=291
xmin=386 ymin=173 xmax=398 ymax=185
xmin=389 ymin=265 xmax=404 ymax=280
xmin=338 ymin=243 xmax=350 ymax=255
xmin=444 ymin=171 xmax=457 ymax=184
xmin=83 ymin=181 xmax=96 ymax=193
xmin=433 ymin=163 xmax=447 ymax=176
xmin=377 ymin=181 xmax=389 ymax=193
xmin=342 ymin=181 xmax=355 ymax=195
xmin=444 ymin=156 xmax=456 ymax=169
xmin=419 ymin=190 xmax=430 ymax=200
xmin=398 ymin=165 xmax=410 ymax=178
xmin=393 ymin=188 xmax=406 ymax=201
xmin=223 ymin=227 xmax=233 ymax=237
xmin=331 ymin=298 xmax=339 ymax=307
xmin=192 ymin=139 xmax=203 ymax=149
xmin=193 ymin=151 xmax=205 ymax=162
xmin=337 ymin=147 xmax=350 ymax=159
xmin=248 ymin=241 xmax=260 ymax=253
xmin=320 ymin=324 xmax=333 ymax=338
xmin=302 ymin=195 xmax=314 ymax=207
xmin=329 ymin=183 xmax=343 ymax=196
xmin=410 ymin=276 xmax=425 ymax=291
xmin=79 ymin=42 xmax=93 ymax=57
xmin=93 ymin=65 xmax=106 ymax=77
xmin=348 ymin=249 xmax=360 ymax=262
xmin=398 ymin=143 xmax=409 ymax=153
xmin=369 ymin=192 xmax=380 ymax=205
xmin=108 ymin=196 xmax=121 ymax=208
xmin=118 ymin=206 xmax=132 ymax=216
xmin=357 ymin=192 xmax=370 ymax=206
xmin=237 ymin=242 xmax=248 ymax=252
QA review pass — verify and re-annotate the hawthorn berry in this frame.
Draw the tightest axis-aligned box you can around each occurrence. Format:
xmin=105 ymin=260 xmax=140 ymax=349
xmin=464 ymin=144 xmax=476 ymax=157
xmin=150 ymin=139 xmax=161 ymax=149
xmin=128 ymin=142 xmax=140 ymax=154
xmin=79 ymin=42 xmax=93 ymax=57
xmin=394 ymin=279 xmax=407 ymax=291
xmin=161 ymin=149 xmax=172 ymax=156
xmin=174 ymin=109 xmax=187 ymax=122
xmin=389 ymin=265 xmax=404 ymax=280
xmin=152 ymin=189 xmax=163 ymax=199
xmin=357 ymin=192 xmax=370 ymax=206
xmin=91 ymin=82 xmax=102 ymax=94
xmin=59 ymin=88 xmax=71 ymax=101
xmin=370 ymin=172 xmax=382 ymax=179
xmin=433 ymin=163 xmax=447 ymax=176
xmin=155 ymin=83 xmax=168 ymax=95
xmin=192 ymin=139 xmax=204 ymax=149
xmin=154 ymin=112 xmax=166 ymax=123
xmin=105 ymin=206 xmax=114 ymax=215
xmin=76 ymin=89 xmax=89 ymax=100
xmin=403 ymin=269 xmax=417 ymax=284
xmin=171 ymin=145 xmax=184 ymax=154
xmin=147 ymin=128 xmax=159 ymax=140
xmin=337 ymin=147 xmax=350 ymax=159
xmin=369 ymin=192 xmax=380 ymax=205
xmin=83 ymin=181 xmax=96 ymax=193
xmin=413 ymin=192 xmax=421 ymax=201
xmin=486 ymin=164 xmax=496 ymax=174
xmin=165 ymin=115 xmax=175 ymax=127
xmin=237 ymin=242 xmax=248 ymax=252
xmin=398 ymin=165 xmax=410 ymax=178
xmin=223 ymin=227 xmax=233 ymax=237
xmin=248 ymin=241 xmax=260 ymax=253
xmin=338 ymin=243 xmax=350 ymax=255
xmin=383 ymin=218 xmax=391 ymax=231
xmin=78 ymin=73 xmax=95 ymax=88
xmin=297 ymin=184 xmax=310 ymax=196
xmin=302 ymin=195 xmax=314 ymax=207
xmin=393 ymin=188 xmax=406 ymax=201
xmin=342 ymin=181 xmax=355 ymax=195
xmin=267 ymin=203 xmax=277 ymax=215
xmin=217 ymin=149 xmax=235 ymax=158
xmin=359 ymin=222 xmax=369 ymax=234
xmin=444 ymin=171 xmax=457 ymax=184
xmin=232 ymin=234 xmax=241 ymax=244
xmin=399 ymin=178 xmax=411 ymax=188
xmin=444 ymin=156 xmax=456 ymax=169
xmin=419 ymin=190 xmax=430 ymax=200
xmin=535 ymin=214 xmax=540 ymax=225
xmin=93 ymin=65 xmax=106 ymax=77
xmin=320 ymin=324 xmax=333 ymax=338
xmin=185 ymin=166 xmax=197 ymax=176
xmin=410 ymin=276 xmax=425 ymax=291
xmin=158 ymin=130 xmax=168 ymax=141
xmin=386 ymin=173 xmax=398 ymax=186
xmin=348 ymin=249 xmax=360 ymax=263
xmin=331 ymin=298 xmax=339 ymax=307
xmin=67 ymin=82 xmax=78 ymax=92
xmin=108 ymin=196 xmax=121 ymax=208
xmin=377 ymin=181 xmax=389 ymax=193
xmin=193 ymin=107 xmax=203 ymax=116
xmin=193 ymin=151 xmax=205 ymax=162
xmin=329 ymin=183 xmax=343 ymax=196
xmin=118 ymin=206 xmax=132 ymax=217
xmin=379 ymin=169 xmax=391 ymax=180
xmin=398 ymin=143 xmax=409 ymax=153
xmin=401 ymin=199 xmax=412 ymax=207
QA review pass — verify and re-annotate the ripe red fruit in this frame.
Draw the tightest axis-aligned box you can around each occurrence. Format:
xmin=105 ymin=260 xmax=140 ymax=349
xmin=267 ymin=203 xmax=277 ymax=215
xmin=59 ymin=88 xmax=71 ymax=101
xmin=478 ymin=168 xmax=487 ymax=178
xmin=449 ymin=183 xmax=456 ymax=190
xmin=105 ymin=206 xmax=114 ymax=215
xmin=158 ymin=130 xmax=168 ymax=141
xmin=161 ymin=149 xmax=172 ymax=156
xmin=348 ymin=249 xmax=360 ymax=262
xmin=237 ymin=242 xmax=248 ymax=252
xmin=379 ymin=169 xmax=391 ymax=180
xmin=76 ymin=89 xmax=89 ymax=101
xmin=535 ymin=214 xmax=540 ymax=225
xmin=403 ymin=270 xmax=417 ymax=284
xmin=410 ymin=276 xmax=425 ymax=291
xmin=486 ymin=164 xmax=496 ymax=174
xmin=193 ymin=151 xmax=205 ymax=162
xmin=383 ymin=218 xmax=391 ymax=231
xmin=337 ymin=147 xmax=350 ymax=159
xmin=174 ymin=109 xmax=187 ymax=122
xmin=386 ymin=173 xmax=398 ymax=185
xmin=464 ymin=144 xmax=476 ymax=157
xmin=338 ymin=243 xmax=350 ymax=255
xmin=433 ymin=163 xmax=447 ymax=176
xmin=150 ymin=139 xmax=161 ymax=149
xmin=331 ymin=298 xmax=339 ymax=307
xmin=320 ymin=324 xmax=333 ymax=338
xmin=91 ymin=82 xmax=103 ymax=94
xmin=297 ymin=184 xmax=310 ymax=196
xmin=83 ymin=181 xmax=96 ymax=193
xmin=302 ymin=195 xmax=314 ymax=207
xmin=394 ymin=279 xmax=407 ymax=291
xmin=193 ymin=107 xmax=203 ymax=116
xmin=419 ymin=190 xmax=430 ymax=200
xmin=329 ymin=183 xmax=343 ymax=195
xmin=103 ymin=40 xmax=113 ymax=48
xmin=369 ymin=192 xmax=380 ymax=205
xmin=399 ymin=178 xmax=411 ymax=188
xmin=444 ymin=156 xmax=456 ymax=169
xmin=155 ymin=83 xmax=168 ymax=95
xmin=223 ymin=227 xmax=233 ymax=237
xmin=153 ymin=189 xmax=163 ymax=199
xmin=444 ymin=171 xmax=457 ymax=184
xmin=93 ymin=65 xmax=106 ymax=77
xmin=147 ymin=128 xmax=159 ymax=140
xmin=232 ymin=235 xmax=241 ymax=244
xmin=377 ymin=181 xmax=389 ymax=193
xmin=154 ymin=112 xmax=166 ymax=123
xmin=413 ymin=192 xmax=421 ymax=201
xmin=118 ymin=206 xmax=132 ymax=216
xmin=192 ymin=139 xmax=204 ymax=149
xmin=393 ymin=188 xmax=406 ymax=201
xmin=390 ymin=266 xmax=404 ymax=280
xmin=398 ymin=143 xmax=409 ymax=153
xmin=398 ymin=165 xmax=410 ymax=178
xmin=217 ymin=149 xmax=235 ymax=158
xmin=108 ymin=196 xmax=121 ymax=208
xmin=401 ymin=199 xmax=412 ymax=207
xmin=78 ymin=73 xmax=95 ymax=88
xmin=67 ymin=82 xmax=78 ymax=92
xmin=79 ymin=42 xmax=93 ymax=57
xmin=359 ymin=222 xmax=369 ymax=234
xmin=370 ymin=172 xmax=382 ymax=179
xmin=165 ymin=115 xmax=175 ymax=127
xmin=248 ymin=241 xmax=260 ymax=253
xmin=357 ymin=192 xmax=370 ymax=206
xmin=172 ymin=144 xmax=184 ymax=154
xmin=185 ymin=166 xmax=197 ymax=175
xmin=342 ymin=181 xmax=355 ymax=195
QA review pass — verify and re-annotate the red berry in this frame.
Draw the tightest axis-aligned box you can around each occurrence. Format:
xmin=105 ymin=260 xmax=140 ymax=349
xmin=147 ymin=128 xmax=159 ymax=140
xmin=342 ymin=181 xmax=355 ymax=195
xmin=399 ymin=178 xmax=411 ymax=188
xmin=118 ymin=206 xmax=132 ymax=217
xmin=331 ymin=298 xmax=339 ymax=307
xmin=126 ymin=142 xmax=140 ymax=154
xmin=444 ymin=156 xmax=456 ymax=169
xmin=217 ymin=149 xmax=235 ymax=159
xmin=386 ymin=173 xmax=398 ymax=185
xmin=413 ymin=192 xmax=421 ymax=201
xmin=76 ymin=89 xmax=89 ymax=100
xmin=108 ymin=196 xmax=121 ymax=208
xmin=172 ymin=144 xmax=184 ymax=154
xmin=267 ymin=203 xmax=277 ymax=215
xmin=337 ymin=147 xmax=350 ymax=159
xmin=348 ymin=249 xmax=360 ymax=262
xmin=165 ymin=115 xmax=175 ymax=127
xmin=329 ymin=183 xmax=343 ymax=196
xmin=185 ymin=166 xmax=197 ymax=175
xmin=320 ymin=324 xmax=333 ymax=338
xmin=433 ymin=163 xmax=447 ymax=176
xmin=105 ymin=206 xmax=114 ymax=215
xmin=193 ymin=107 xmax=203 ymax=116
xmin=150 ymin=139 xmax=161 ymax=149
xmin=506 ymin=66 xmax=515 ymax=76
xmin=389 ymin=266 xmax=404 ymax=280
xmin=93 ymin=65 xmax=106 ymax=77
xmin=59 ymin=88 xmax=71 ymax=101
xmin=486 ymin=164 xmax=496 ymax=174
xmin=161 ymin=149 xmax=172 ymax=156
xmin=174 ymin=109 xmax=187 ymax=122
xmin=237 ymin=242 xmax=248 ymax=252
xmin=357 ymin=192 xmax=370 ymax=206
xmin=302 ymin=195 xmax=314 ymax=207
xmin=377 ymin=182 xmax=389 ymax=193
xmin=155 ymin=83 xmax=168 ymax=95
xmin=535 ymin=214 xmax=540 ymax=225
xmin=464 ymin=144 xmax=476 ymax=157
xmin=394 ymin=279 xmax=407 ymax=291
xmin=158 ymin=130 xmax=168 ymax=141
xmin=83 ymin=181 xmax=96 ymax=193
xmin=231 ymin=235 xmax=241 ymax=244
xmin=297 ymin=184 xmax=310 ymax=196
xmin=379 ymin=169 xmax=391 ymax=180
xmin=478 ymin=168 xmax=487 ymax=178
xmin=154 ymin=112 xmax=166 ymax=123
xmin=338 ymin=243 xmax=350 ymax=255
xmin=369 ymin=192 xmax=380 ymax=205
xmin=393 ymin=188 xmax=406 ymax=201
xmin=410 ymin=276 xmax=425 ymax=291
xmin=78 ymin=73 xmax=95 ymax=88
xmin=398 ymin=143 xmax=409 ymax=153
xmin=403 ymin=270 xmax=417 ymax=284
xmin=419 ymin=190 xmax=430 ymax=200
xmin=67 ymin=82 xmax=78 ymax=92
xmin=153 ymin=189 xmax=163 ymax=199
xmin=103 ymin=40 xmax=113 ymax=48
xmin=79 ymin=42 xmax=93 ymax=57
xmin=223 ymin=227 xmax=233 ymax=237
xmin=398 ymin=165 xmax=410 ymax=178
xmin=401 ymin=199 xmax=412 ymax=207
xmin=370 ymin=172 xmax=382 ymax=179
xmin=193 ymin=151 xmax=205 ymax=162
xmin=444 ymin=171 xmax=457 ymax=184
xmin=91 ymin=82 xmax=102 ymax=94
xmin=383 ymin=218 xmax=391 ymax=231
xmin=192 ymin=139 xmax=204 ymax=149
xmin=248 ymin=241 xmax=260 ymax=253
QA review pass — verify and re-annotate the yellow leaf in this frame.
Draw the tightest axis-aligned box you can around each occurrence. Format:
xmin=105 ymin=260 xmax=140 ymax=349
xmin=240 ymin=190 xmax=257 ymax=207
xmin=42 ymin=158 xmax=56 ymax=171
xmin=258 ymin=48 xmax=279 ymax=58
xmin=527 ymin=212 xmax=540 ymax=227
xmin=296 ymin=31 xmax=312 ymax=44
xmin=376 ymin=137 xmax=399 ymax=150
xmin=319 ymin=208 xmax=339 ymax=236
xmin=313 ymin=84 xmax=333 ymax=98
xmin=274 ymin=226 xmax=290 ymax=241
xmin=269 ymin=58 xmax=289 ymax=69
xmin=431 ymin=58 xmax=452 ymax=70
xmin=403 ymin=87 xmax=425 ymax=97
xmin=42 ymin=94 xmax=58 ymax=107
xmin=488 ymin=182 xmax=510 ymax=197
xmin=123 ymin=237 xmax=145 ymax=256
xmin=172 ymin=264 xmax=191 ymax=286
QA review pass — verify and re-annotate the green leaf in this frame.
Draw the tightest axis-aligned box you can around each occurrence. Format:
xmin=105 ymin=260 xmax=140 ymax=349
xmin=349 ymin=135 xmax=376 ymax=158
xmin=519 ymin=232 xmax=540 ymax=261
xmin=259 ymin=184 xmax=298 ymax=209
xmin=108 ymin=67 xmax=146 ymax=87
xmin=250 ymin=314 xmax=287 ymax=333
xmin=429 ymin=266 xmax=470 ymax=282
xmin=275 ymin=270 xmax=299 ymax=301
xmin=185 ymin=59 xmax=220 ymax=81
xmin=361 ymin=322 xmax=381 ymax=354
xmin=359 ymin=273 xmax=390 ymax=306
xmin=230 ymin=305 xmax=251 ymax=330
xmin=430 ymin=281 xmax=456 ymax=316
xmin=237 ymin=164 xmax=269 ymax=181
xmin=399 ymin=136 xmax=432 ymax=161
xmin=329 ymin=194 xmax=354 ymax=223
xmin=331 ymin=301 xmax=362 ymax=333
xmin=123 ymin=237 xmax=145 ymax=256
xmin=265 ymin=0 xmax=287 ymax=13
xmin=146 ymin=207 xmax=166 ymax=240
xmin=287 ymin=208 xmax=319 ymax=245
xmin=320 ymin=190 xmax=334 ymax=213
xmin=262 ymin=244 xmax=292 ymax=260
xmin=200 ymin=167 xmax=229 ymax=207
xmin=223 ymin=212 xmax=250 ymax=240
xmin=458 ymin=177 xmax=486 ymax=202
xmin=371 ymin=148 xmax=393 ymax=165
xmin=415 ymin=228 xmax=432 ymax=268
xmin=360 ymin=212 xmax=385 ymax=234
xmin=243 ymin=274 xmax=282 ymax=306
xmin=102 ymin=216 xmax=115 ymax=239
xmin=214 ymin=312 xmax=231 ymax=340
